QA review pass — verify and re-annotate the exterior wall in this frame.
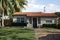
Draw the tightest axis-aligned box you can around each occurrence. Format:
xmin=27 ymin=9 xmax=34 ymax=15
xmin=27 ymin=17 xmax=57 ymax=28
xmin=40 ymin=17 xmax=57 ymax=25
xmin=37 ymin=17 xmax=41 ymax=27
xmin=13 ymin=16 xmax=27 ymax=23
xmin=27 ymin=17 xmax=33 ymax=28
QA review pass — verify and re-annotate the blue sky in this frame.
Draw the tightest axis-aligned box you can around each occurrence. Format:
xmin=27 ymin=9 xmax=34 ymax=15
xmin=22 ymin=0 xmax=60 ymax=12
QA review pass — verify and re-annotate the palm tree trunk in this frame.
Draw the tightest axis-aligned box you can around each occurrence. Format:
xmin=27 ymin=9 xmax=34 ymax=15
xmin=1 ymin=0 xmax=4 ymax=27
xmin=2 ymin=10 xmax=4 ymax=27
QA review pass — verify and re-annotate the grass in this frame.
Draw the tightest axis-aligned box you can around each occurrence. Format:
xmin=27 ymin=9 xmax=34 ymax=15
xmin=0 ymin=27 xmax=35 ymax=40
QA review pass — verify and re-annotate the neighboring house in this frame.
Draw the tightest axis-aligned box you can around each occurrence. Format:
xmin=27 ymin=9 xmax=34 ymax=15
xmin=12 ymin=12 xmax=58 ymax=28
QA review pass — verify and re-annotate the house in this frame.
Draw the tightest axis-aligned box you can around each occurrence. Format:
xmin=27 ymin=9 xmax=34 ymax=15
xmin=12 ymin=12 xmax=58 ymax=28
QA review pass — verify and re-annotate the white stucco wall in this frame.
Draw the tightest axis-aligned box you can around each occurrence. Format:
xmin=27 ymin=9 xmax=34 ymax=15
xmin=37 ymin=17 xmax=41 ymax=27
xmin=40 ymin=17 xmax=57 ymax=25
xmin=27 ymin=17 xmax=33 ymax=28
xmin=27 ymin=17 xmax=57 ymax=28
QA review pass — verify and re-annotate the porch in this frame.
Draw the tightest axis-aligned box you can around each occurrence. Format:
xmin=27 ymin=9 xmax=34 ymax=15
xmin=27 ymin=17 xmax=41 ymax=28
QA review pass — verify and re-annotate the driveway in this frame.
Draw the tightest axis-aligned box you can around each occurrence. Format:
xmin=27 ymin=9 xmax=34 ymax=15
xmin=34 ymin=28 xmax=60 ymax=40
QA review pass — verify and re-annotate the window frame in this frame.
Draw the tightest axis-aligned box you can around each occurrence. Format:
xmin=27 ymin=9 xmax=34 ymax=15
xmin=46 ymin=19 xmax=52 ymax=23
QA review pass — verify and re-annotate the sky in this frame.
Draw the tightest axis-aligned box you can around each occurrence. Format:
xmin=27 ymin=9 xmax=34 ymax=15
xmin=22 ymin=0 xmax=60 ymax=13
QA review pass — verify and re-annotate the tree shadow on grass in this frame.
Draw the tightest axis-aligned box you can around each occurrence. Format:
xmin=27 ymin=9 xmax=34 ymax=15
xmin=15 ymin=38 xmax=32 ymax=40
xmin=11 ymin=35 xmax=33 ymax=40
xmin=39 ymin=34 xmax=60 ymax=40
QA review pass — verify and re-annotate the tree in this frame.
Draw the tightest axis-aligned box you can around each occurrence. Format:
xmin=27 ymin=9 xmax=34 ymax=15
xmin=0 ymin=0 xmax=27 ymax=27
xmin=55 ymin=12 xmax=60 ymax=24
xmin=55 ymin=12 xmax=60 ymax=17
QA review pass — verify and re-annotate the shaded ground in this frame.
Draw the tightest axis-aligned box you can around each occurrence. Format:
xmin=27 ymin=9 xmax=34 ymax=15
xmin=34 ymin=28 xmax=60 ymax=40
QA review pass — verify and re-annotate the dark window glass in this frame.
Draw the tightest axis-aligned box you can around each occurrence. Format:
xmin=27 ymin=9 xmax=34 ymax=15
xmin=17 ymin=18 xmax=20 ymax=23
xmin=21 ymin=18 xmax=24 ymax=23
xmin=46 ymin=20 xmax=52 ymax=23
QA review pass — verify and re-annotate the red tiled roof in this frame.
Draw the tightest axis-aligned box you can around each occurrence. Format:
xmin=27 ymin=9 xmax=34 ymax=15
xmin=13 ymin=12 xmax=57 ymax=17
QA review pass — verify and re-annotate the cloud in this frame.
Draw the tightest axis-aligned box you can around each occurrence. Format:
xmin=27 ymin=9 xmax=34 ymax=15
xmin=28 ymin=0 xmax=37 ymax=4
xmin=27 ymin=4 xmax=45 ymax=9
xmin=47 ymin=4 xmax=56 ymax=9
xmin=46 ymin=4 xmax=60 ymax=12
xmin=22 ymin=0 xmax=45 ymax=12
xmin=22 ymin=0 xmax=60 ymax=12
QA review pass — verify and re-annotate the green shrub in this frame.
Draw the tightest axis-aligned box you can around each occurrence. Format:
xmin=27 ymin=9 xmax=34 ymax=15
xmin=42 ymin=24 xmax=57 ymax=28
xmin=57 ymin=24 xmax=60 ymax=29
xmin=0 ymin=36 xmax=7 ymax=40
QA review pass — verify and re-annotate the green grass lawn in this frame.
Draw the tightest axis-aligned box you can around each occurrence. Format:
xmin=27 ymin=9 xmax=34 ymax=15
xmin=0 ymin=27 xmax=35 ymax=40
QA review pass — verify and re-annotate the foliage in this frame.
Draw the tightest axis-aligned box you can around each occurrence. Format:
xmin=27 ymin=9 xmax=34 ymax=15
xmin=0 ymin=0 xmax=27 ymax=16
xmin=0 ymin=27 xmax=35 ymax=40
xmin=55 ymin=12 xmax=60 ymax=17
xmin=42 ymin=24 xmax=60 ymax=29
xmin=42 ymin=24 xmax=57 ymax=28
xmin=0 ymin=0 xmax=27 ymax=26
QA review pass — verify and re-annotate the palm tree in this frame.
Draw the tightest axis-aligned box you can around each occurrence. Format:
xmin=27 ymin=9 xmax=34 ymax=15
xmin=0 ymin=0 xmax=27 ymax=27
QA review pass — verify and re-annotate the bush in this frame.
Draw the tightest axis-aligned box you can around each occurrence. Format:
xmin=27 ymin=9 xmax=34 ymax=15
xmin=57 ymin=24 xmax=60 ymax=29
xmin=42 ymin=24 xmax=57 ymax=28
xmin=12 ymin=23 xmax=27 ymax=26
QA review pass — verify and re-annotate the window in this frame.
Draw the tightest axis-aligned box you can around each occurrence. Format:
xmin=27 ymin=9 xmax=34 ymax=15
xmin=46 ymin=20 xmax=52 ymax=23
xmin=21 ymin=18 xmax=24 ymax=23
xmin=17 ymin=18 xmax=24 ymax=23
xmin=17 ymin=18 xmax=20 ymax=23
xmin=38 ymin=17 xmax=41 ymax=24
xmin=29 ymin=17 xmax=32 ymax=24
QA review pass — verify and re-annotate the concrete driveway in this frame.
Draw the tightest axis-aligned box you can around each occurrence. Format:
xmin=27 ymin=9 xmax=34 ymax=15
xmin=34 ymin=28 xmax=60 ymax=40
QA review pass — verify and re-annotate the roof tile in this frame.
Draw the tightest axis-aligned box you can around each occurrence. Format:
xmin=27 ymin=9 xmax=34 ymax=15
xmin=13 ymin=12 xmax=57 ymax=17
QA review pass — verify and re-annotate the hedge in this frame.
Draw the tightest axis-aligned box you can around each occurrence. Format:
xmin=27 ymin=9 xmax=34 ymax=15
xmin=42 ymin=24 xmax=57 ymax=28
xmin=12 ymin=23 xmax=27 ymax=26
xmin=42 ymin=24 xmax=60 ymax=29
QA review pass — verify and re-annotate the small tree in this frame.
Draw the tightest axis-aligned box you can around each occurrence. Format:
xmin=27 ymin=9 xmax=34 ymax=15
xmin=55 ymin=12 xmax=60 ymax=17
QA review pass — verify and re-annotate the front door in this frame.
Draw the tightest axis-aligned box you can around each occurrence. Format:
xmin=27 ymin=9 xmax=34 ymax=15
xmin=33 ymin=18 xmax=37 ymax=28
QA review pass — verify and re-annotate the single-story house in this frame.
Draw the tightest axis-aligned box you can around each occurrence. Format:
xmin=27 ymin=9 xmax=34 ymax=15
xmin=12 ymin=12 xmax=58 ymax=28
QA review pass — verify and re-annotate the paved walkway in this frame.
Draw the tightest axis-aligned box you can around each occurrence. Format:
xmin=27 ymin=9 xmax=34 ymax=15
xmin=34 ymin=28 xmax=60 ymax=40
